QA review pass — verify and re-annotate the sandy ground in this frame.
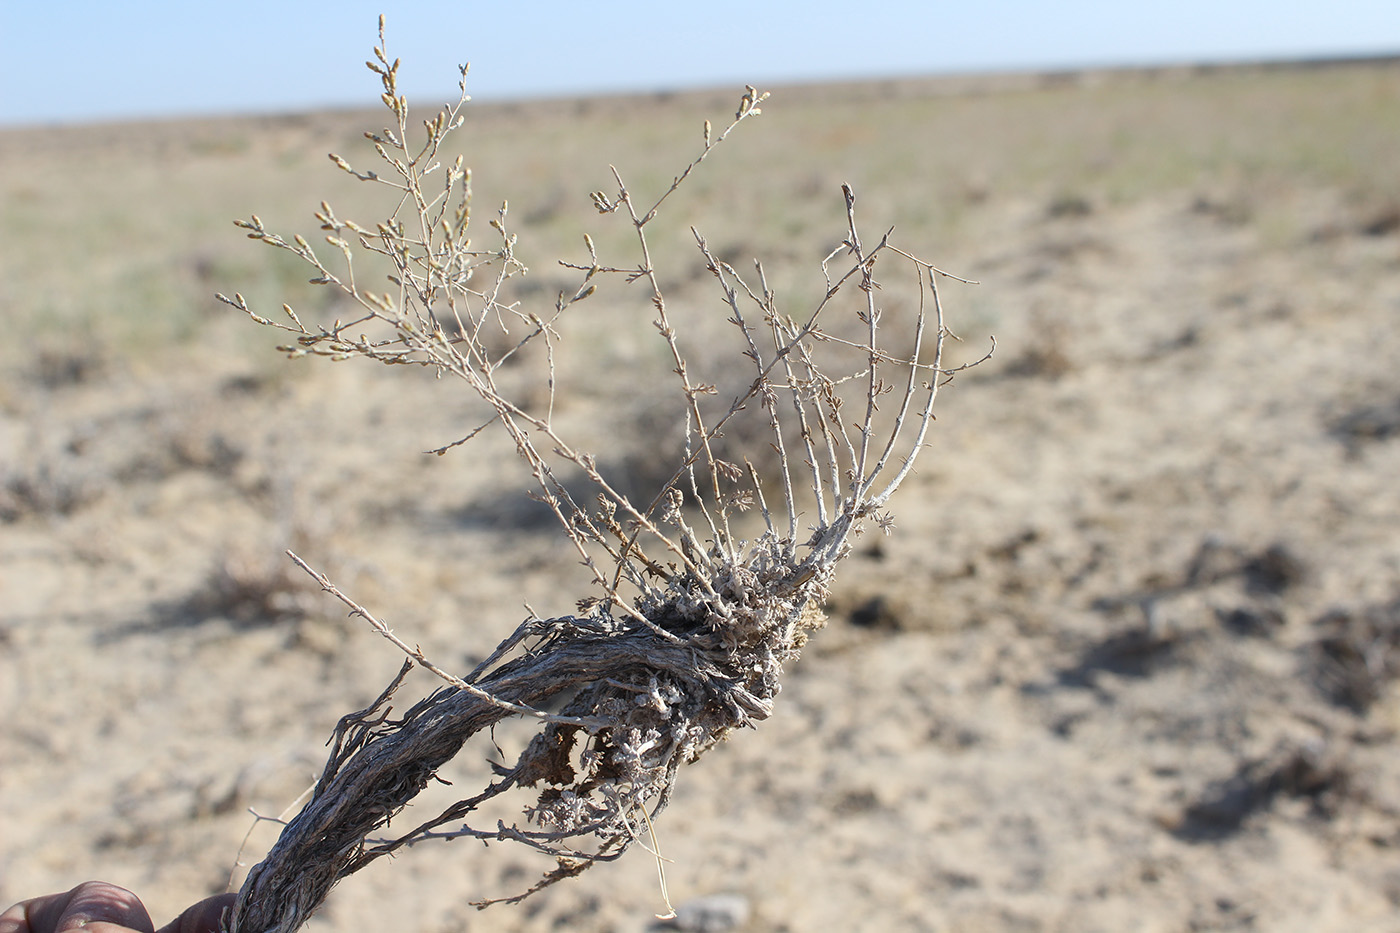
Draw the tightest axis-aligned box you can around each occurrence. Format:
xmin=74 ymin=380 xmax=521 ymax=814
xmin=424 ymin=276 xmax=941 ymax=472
xmin=4 ymin=64 xmax=1400 ymax=932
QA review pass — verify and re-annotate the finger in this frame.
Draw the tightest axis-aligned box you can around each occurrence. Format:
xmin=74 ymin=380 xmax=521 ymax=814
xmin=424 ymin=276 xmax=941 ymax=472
xmin=155 ymin=895 xmax=237 ymax=933
xmin=1 ymin=882 xmax=155 ymax=933
xmin=0 ymin=897 xmax=40 ymax=933
xmin=0 ymin=891 xmax=73 ymax=933
xmin=54 ymin=882 xmax=155 ymax=933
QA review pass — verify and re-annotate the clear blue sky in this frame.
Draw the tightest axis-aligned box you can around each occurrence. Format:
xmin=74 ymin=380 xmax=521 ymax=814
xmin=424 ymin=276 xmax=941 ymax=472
xmin=4 ymin=0 xmax=1398 ymax=126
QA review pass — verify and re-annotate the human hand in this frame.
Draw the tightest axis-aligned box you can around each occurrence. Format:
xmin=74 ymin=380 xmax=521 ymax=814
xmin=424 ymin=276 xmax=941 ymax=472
xmin=0 ymin=882 xmax=235 ymax=933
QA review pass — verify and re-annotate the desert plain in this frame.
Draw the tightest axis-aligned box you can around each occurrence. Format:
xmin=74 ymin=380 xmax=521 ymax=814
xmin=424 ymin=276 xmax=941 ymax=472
xmin=3 ymin=57 xmax=1400 ymax=932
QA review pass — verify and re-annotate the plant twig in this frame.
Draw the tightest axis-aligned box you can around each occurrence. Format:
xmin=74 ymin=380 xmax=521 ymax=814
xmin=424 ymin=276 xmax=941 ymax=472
xmin=221 ymin=18 xmax=981 ymax=933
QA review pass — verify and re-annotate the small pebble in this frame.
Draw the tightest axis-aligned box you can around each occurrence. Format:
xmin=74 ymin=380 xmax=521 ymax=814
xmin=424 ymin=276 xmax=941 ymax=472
xmin=652 ymin=893 xmax=750 ymax=932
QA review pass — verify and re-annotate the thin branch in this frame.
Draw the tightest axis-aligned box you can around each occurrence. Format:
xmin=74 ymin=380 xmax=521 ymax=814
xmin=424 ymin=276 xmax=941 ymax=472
xmin=286 ymin=550 xmax=604 ymax=729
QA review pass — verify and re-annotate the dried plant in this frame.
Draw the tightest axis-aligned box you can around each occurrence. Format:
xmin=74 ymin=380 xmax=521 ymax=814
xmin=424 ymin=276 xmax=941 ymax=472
xmin=215 ymin=17 xmax=983 ymax=933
